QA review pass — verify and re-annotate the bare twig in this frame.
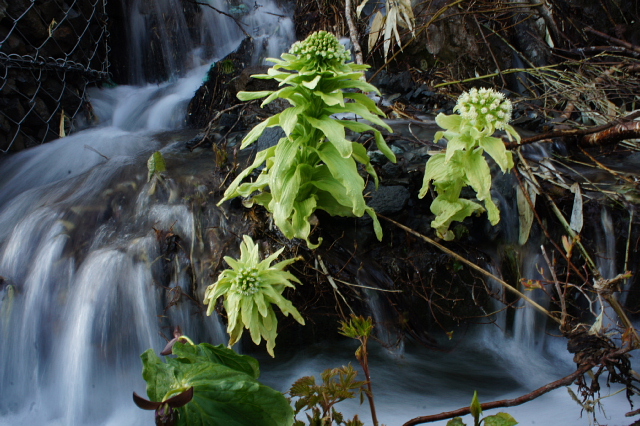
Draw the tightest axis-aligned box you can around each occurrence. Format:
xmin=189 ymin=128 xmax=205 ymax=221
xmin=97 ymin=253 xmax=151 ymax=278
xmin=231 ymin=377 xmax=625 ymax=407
xmin=190 ymin=1 xmax=252 ymax=39
xmin=581 ymin=120 xmax=640 ymax=147
xmin=379 ymin=215 xmax=560 ymax=324
xmin=505 ymin=110 xmax=640 ymax=148
xmin=402 ymin=364 xmax=593 ymax=425
xmin=586 ymin=27 xmax=640 ymax=55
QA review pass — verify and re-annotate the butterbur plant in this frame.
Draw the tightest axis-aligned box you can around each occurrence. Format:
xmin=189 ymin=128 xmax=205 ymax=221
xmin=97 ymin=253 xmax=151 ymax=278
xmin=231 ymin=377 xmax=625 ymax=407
xmin=218 ymin=31 xmax=396 ymax=248
xmin=203 ymin=235 xmax=304 ymax=357
xmin=419 ymin=87 xmax=521 ymax=240
xmin=135 ymin=339 xmax=294 ymax=426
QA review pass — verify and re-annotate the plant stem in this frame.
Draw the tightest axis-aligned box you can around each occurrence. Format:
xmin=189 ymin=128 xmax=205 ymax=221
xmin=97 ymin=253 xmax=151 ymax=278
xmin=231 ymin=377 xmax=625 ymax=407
xmin=358 ymin=336 xmax=378 ymax=426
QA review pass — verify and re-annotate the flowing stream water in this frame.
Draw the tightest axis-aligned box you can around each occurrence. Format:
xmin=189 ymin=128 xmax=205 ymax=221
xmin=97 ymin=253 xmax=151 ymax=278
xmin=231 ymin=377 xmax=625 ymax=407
xmin=0 ymin=1 xmax=635 ymax=425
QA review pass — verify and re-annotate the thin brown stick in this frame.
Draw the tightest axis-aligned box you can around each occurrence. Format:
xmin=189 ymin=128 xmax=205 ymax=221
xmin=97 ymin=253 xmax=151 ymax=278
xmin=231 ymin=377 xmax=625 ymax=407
xmin=191 ymin=1 xmax=252 ymax=39
xmin=505 ymin=110 xmax=640 ymax=148
xmin=586 ymin=27 xmax=640 ymax=55
xmin=379 ymin=215 xmax=560 ymax=324
xmin=402 ymin=364 xmax=593 ymax=426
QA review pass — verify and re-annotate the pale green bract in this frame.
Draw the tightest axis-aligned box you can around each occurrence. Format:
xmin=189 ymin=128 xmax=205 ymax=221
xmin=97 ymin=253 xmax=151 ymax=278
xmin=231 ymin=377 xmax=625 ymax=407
xmin=419 ymin=88 xmax=520 ymax=240
xmin=203 ymin=235 xmax=304 ymax=357
xmin=219 ymin=31 xmax=396 ymax=248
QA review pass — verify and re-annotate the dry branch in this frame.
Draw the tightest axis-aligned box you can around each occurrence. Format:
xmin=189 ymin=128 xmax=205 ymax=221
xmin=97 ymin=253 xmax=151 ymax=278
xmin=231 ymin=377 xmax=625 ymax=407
xmin=581 ymin=121 xmax=640 ymax=147
xmin=402 ymin=365 xmax=593 ymax=426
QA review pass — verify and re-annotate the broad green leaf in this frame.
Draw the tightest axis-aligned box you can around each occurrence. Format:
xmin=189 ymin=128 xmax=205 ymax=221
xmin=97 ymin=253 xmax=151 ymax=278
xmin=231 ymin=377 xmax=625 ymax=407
xmin=446 ymin=418 xmax=466 ymax=426
xmin=270 ymin=164 xmax=301 ymax=238
xmin=172 ymin=342 xmax=260 ymax=380
xmin=311 ymin=166 xmax=358 ymax=214
xmin=302 ymin=74 xmax=322 ymax=89
xmin=420 ymin=153 xmax=465 ymax=198
xmin=343 ymin=92 xmax=386 ymax=117
xmin=445 ymin=135 xmax=472 ymax=163
xmin=317 ymin=90 xmax=344 ymax=106
xmin=329 ymin=79 xmax=380 ymax=95
xmin=464 ymin=148 xmax=492 ymax=202
xmin=176 ymin=363 xmax=294 ymax=426
xmin=279 ymin=105 xmax=305 ymax=135
xmin=484 ymin=196 xmax=500 ymax=225
xmin=237 ymin=91 xmax=273 ymax=101
xmin=240 ymin=115 xmax=281 ymax=149
xmin=503 ymin=124 xmax=521 ymax=143
xmin=305 ymin=115 xmax=352 ymax=158
xmin=478 ymin=136 xmax=512 ymax=172
xmin=483 ymin=412 xmax=518 ymax=426
xmin=291 ymin=197 xmax=318 ymax=246
xmin=352 ymin=141 xmax=379 ymax=187
xmin=326 ymin=103 xmax=390 ymax=131
xmin=316 ymin=142 xmax=366 ymax=216
xmin=147 ymin=151 xmax=166 ymax=182
xmin=374 ymin=130 xmax=396 ymax=162
xmin=269 ymin=137 xmax=301 ymax=195
xmin=337 ymin=119 xmax=375 ymax=134
xmin=219 ymin=146 xmax=276 ymax=203
xmin=435 ymin=112 xmax=463 ymax=132
xmin=141 ymin=349 xmax=174 ymax=402
xmin=262 ymin=86 xmax=301 ymax=107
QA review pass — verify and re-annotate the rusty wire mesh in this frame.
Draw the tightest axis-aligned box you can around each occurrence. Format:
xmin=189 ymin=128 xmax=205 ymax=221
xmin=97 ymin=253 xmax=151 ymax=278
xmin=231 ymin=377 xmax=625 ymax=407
xmin=0 ymin=0 xmax=110 ymax=153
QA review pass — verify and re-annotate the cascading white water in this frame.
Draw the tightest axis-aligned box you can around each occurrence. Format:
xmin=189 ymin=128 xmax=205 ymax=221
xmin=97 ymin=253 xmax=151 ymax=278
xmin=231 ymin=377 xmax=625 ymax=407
xmin=0 ymin=1 xmax=294 ymax=425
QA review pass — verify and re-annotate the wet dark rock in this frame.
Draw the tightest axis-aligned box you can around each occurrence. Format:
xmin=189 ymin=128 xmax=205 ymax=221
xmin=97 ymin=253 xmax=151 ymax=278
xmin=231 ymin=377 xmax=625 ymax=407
xmin=366 ymin=183 xmax=410 ymax=216
xmin=256 ymin=127 xmax=285 ymax=152
xmin=369 ymin=70 xmax=415 ymax=95
xmin=187 ymin=37 xmax=258 ymax=128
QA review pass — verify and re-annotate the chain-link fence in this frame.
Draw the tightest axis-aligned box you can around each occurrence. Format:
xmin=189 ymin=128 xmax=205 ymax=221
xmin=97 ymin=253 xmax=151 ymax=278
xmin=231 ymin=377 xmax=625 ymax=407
xmin=0 ymin=0 xmax=110 ymax=153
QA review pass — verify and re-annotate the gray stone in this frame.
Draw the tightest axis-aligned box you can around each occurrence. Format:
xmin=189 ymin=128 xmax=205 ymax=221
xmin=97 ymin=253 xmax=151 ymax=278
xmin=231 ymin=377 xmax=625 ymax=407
xmin=256 ymin=127 xmax=285 ymax=152
xmin=367 ymin=184 xmax=410 ymax=216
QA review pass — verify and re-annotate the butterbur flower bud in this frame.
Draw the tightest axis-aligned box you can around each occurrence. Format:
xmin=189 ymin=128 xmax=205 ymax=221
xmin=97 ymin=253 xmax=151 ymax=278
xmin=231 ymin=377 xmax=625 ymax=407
xmin=289 ymin=31 xmax=350 ymax=70
xmin=454 ymin=87 xmax=513 ymax=131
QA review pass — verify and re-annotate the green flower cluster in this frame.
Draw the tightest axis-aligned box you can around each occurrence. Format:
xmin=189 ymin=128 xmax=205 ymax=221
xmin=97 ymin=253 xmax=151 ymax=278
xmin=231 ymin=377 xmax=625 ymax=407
xmin=455 ymin=87 xmax=513 ymax=133
xmin=203 ymin=235 xmax=304 ymax=357
xmin=419 ymin=88 xmax=520 ymax=240
xmin=220 ymin=31 xmax=395 ymax=248
xmin=288 ymin=30 xmax=351 ymax=72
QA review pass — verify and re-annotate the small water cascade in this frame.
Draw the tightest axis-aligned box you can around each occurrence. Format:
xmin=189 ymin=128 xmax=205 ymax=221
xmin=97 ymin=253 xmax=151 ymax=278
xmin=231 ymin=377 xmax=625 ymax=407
xmin=0 ymin=1 xmax=294 ymax=425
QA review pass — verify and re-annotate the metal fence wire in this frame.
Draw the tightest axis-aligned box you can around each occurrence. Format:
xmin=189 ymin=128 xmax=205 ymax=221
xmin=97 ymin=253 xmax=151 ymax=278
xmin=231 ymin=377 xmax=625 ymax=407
xmin=0 ymin=0 xmax=110 ymax=153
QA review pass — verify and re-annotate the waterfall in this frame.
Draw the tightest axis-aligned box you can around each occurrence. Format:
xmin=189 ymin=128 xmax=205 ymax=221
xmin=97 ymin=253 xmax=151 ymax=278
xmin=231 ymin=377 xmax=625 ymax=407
xmin=0 ymin=1 xmax=295 ymax=424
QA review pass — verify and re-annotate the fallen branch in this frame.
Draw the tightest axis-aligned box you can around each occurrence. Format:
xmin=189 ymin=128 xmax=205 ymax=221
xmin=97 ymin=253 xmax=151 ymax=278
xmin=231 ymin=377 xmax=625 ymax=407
xmin=581 ymin=120 xmax=640 ymax=147
xmin=402 ymin=364 xmax=593 ymax=426
xmin=505 ymin=110 xmax=640 ymax=148
xmin=586 ymin=27 xmax=640 ymax=55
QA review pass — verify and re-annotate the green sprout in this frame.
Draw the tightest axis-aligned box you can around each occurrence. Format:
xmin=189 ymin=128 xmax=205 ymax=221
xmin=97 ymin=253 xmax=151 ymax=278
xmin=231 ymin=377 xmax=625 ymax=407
xmin=419 ymin=87 xmax=521 ymax=240
xmin=203 ymin=235 xmax=304 ymax=357
xmin=218 ymin=31 xmax=396 ymax=248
